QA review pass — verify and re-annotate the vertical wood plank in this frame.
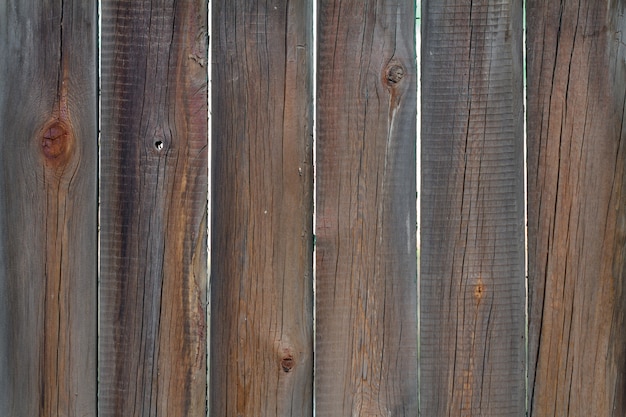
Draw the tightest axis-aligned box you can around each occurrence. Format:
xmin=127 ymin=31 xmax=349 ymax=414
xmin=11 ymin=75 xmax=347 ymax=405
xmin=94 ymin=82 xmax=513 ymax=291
xmin=420 ymin=0 xmax=525 ymax=415
xmin=315 ymin=1 xmax=418 ymax=415
xmin=527 ymin=2 xmax=626 ymax=415
xmin=99 ymin=0 xmax=208 ymax=415
xmin=0 ymin=1 xmax=97 ymax=416
xmin=210 ymin=1 xmax=314 ymax=416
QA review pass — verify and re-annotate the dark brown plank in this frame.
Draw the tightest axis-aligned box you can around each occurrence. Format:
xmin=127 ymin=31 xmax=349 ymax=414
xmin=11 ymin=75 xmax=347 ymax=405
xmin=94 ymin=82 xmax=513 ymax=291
xmin=315 ymin=1 xmax=418 ymax=415
xmin=210 ymin=1 xmax=313 ymax=416
xmin=527 ymin=2 xmax=626 ymax=415
xmin=420 ymin=0 xmax=526 ymax=415
xmin=98 ymin=1 xmax=208 ymax=415
xmin=0 ymin=1 xmax=97 ymax=416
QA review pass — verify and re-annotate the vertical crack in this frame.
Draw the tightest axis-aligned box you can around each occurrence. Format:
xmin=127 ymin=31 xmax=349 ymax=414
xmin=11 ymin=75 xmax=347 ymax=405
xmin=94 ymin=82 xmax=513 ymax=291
xmin=57 ymin=0 xmax=65 ymax=105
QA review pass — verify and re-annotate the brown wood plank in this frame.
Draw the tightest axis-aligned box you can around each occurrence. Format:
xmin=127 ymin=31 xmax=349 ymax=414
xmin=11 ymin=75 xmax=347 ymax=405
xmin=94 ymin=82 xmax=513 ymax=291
xmin=0 ymin=2 xmax=97 ymax=416
xmin=419 ymin=0 xmax=526 ymax=415
xmin=209 ymin=1 xmax=313 ymax=416
xmin=526 ymin=2 xmax=626 ymax=415
xmin=98 ymin=0 xmax=208 ymax=415
xmin=315 ymin=1 xmax=418 ymax=415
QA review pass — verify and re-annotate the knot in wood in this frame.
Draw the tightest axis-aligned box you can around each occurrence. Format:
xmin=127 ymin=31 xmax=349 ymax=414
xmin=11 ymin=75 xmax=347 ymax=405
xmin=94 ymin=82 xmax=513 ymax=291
xmin=280 ymin=354 xmax=295 ymax=373
xmin=385 ymin=64 xmax=405 ymax=86
xmin=474 ymin=280 xmax=485 ymax=302
xmin=41 ymin=122 xmax=70 ymax=160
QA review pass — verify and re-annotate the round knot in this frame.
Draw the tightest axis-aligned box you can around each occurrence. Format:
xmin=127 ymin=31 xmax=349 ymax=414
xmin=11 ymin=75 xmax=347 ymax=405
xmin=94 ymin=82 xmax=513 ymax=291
xmin=385 ymin=64 xmax=405 ymax=85
xmin=41 ymin=122 xmax=69 ymax=160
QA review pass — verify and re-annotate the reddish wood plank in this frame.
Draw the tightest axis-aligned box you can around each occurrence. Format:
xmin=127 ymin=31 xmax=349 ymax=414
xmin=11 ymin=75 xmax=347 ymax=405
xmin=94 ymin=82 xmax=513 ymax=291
xmin=420 ymin=0 xmax=526 ymax=415
xmin=315 ymin=1 xmax=418 ymax=415
xmin=99 ymin=1 xmax=208 ymax=415
xmin=210 ymin=1 xmax=314 ymax=416
xmin=527 ymin=1 xmax=626 ymax=415
xmin=0 ymin=2 xmax=97 ymax=415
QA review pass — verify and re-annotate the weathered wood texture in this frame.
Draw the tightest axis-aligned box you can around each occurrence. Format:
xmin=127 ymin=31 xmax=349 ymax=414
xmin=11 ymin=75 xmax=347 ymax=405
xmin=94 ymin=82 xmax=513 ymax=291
xmin=420 ymin=0 xmax=525 ymax=415
xmin=210 ymin=1 xmax=313 ymax=416
xmin=315 ymin=1 xmax=418 ymax=415
xmin=99 ymin=0 xmax=208 ymax=415
xmin=0 ymin=1 xmax=97 ymax=416
xmin=526 ymin=2 xmax=626 ymax=415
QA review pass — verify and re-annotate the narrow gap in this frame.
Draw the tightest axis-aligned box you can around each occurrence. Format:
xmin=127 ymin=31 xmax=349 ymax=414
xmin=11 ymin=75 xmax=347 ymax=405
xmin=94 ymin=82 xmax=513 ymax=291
xmin=312 ymin=0 xmax=318 ymax=415
xmin=415 ymin=0 xmax=422 ymax=415
xmin=206 ymin=0 xmax=213 ymax=415
xmin=523 ymin=1 xmax=529 ymax=415
xmin=96 ymin=0 xmax=102 ymax=414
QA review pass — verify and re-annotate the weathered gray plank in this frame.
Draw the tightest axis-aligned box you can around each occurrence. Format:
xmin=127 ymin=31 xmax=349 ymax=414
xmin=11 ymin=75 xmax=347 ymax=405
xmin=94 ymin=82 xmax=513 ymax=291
xmin=0 ymin=1 xmax=97 ymax=415
xmin=209 ymin=1 xmax=314 ymax=416
xmin=315 ymin=1 xmax=418 ymax=415
xmin=527 ymin=2 xmax=626 ymax=415
xmin=420 ymin=0 xmax=526 ymax=415
xmin=99 ymin=0 xmax=208 ymax=415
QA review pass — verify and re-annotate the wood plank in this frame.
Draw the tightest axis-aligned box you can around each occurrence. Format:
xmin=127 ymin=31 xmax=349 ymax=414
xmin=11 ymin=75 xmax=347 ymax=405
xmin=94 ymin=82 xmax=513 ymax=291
xmin=0 ymin=1 xmax=97 ymax=416
xmin=526 ymin=2 xmax=626 ymax=415
xmin=209 ymin=1 xmax=314 ymax=416
xmin=419 ymin=0 xmax=526 ymax=415
xmin=315 ymin=1 xmax=418 ymax=415
xmin=98 ymin=0 xmax=208 ymax=415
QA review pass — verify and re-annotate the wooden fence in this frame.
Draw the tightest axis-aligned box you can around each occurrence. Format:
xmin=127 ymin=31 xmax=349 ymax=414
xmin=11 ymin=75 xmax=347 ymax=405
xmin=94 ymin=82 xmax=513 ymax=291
xmin=0 ymin=0 xmax=624 ymax=416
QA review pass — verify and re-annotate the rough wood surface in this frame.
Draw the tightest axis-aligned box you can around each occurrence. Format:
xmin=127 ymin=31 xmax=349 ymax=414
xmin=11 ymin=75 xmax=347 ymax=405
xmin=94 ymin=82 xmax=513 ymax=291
xmin=0 ymin=1 xmax=97 ymax=416
xmin=210 ymin=1 xmax=314 ymax=416
xmin=98 ymin=0 xmax=208 ymax=415
xmin=315 ymin=1 xmax=418 ymax=415
xmin=526 ymin=2 xmax=626 ymax=415
xmin=420 ymin=0 xmax=526 ymax=415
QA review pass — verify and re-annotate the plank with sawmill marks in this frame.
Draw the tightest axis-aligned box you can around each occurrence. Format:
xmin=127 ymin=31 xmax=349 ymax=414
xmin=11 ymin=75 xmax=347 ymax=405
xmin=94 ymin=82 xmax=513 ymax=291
xmin=527 ymin=1 xmax=626 ymax=415
xmin=210 ymin=1 xmax=314 ymax=416
xmin=420 ymin=0 xmax=526 ymax=415
xmin=315 ymin=1 xmax=418 ymax=415
xmin=99 ymin=0 xmax=208 ymax=415
xmin=0 ymin=1 xmax=97 ymax=416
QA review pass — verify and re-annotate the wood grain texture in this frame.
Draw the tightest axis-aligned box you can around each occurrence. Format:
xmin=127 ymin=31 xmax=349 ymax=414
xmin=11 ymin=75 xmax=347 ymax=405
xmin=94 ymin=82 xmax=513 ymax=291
xmin=526 ymin=2 xmax=626 ymax=415
xmin=210 ymin=1 xmax=313 ymax=416
xmin=315 ymin=1 xmax=418 ymax=415
xmin=420 ymin=0 xmax=525 ymax=415
xmin=99 ymin=0 xmax=208 ymax=415
xmin=0 ymin=1 xmax=97 ymax=416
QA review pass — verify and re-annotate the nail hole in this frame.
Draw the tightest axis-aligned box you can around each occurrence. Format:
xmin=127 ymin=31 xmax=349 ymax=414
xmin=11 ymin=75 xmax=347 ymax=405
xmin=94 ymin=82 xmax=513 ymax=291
xmin=155 ymin=140 xmax=164 ymax=150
